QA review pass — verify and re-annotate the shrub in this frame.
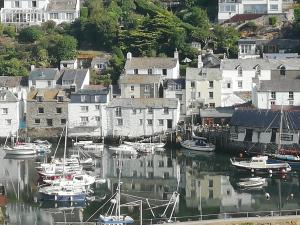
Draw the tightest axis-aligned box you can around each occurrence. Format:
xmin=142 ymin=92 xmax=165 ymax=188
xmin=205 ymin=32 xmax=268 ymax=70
xmin=18 ymin=26 xmax=43 ymax=43
xmin=269 ymin=16 xmax=277 ymax=26
xmin=3 ymin=25 xmax=16 ymax=38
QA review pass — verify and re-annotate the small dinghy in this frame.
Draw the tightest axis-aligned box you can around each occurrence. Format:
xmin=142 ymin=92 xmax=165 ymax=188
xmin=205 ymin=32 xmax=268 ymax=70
xmin=237 ymin=177 xmax=266 ymax=188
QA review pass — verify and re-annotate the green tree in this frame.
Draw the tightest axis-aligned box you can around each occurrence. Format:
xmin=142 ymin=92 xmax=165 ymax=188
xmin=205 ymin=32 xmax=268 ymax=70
xmin=42 ymin=20 xmax=56 ymax=33
xmin=18 ymin=26 xmax=43 ymax=43
xmin=0 ymin=58 xmax=28 ymax=76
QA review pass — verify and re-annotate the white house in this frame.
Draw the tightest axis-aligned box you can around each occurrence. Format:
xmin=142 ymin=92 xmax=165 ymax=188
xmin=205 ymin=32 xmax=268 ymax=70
xmin=0 ymin=90 xmax=21 ymax=137
xmin=60 ymin=69 xmax=90 ymax=91
xmin=124 ymin=51 xmax=180 ymax=79
xmin=252 ymin=79 xmax=300 ymax=109
xmin=0 ymin=0 xmax=80 ymax=25
xmin=60 ymin=59 xmax=78 ymax=70
xmin=106 ymin=98 xmax=180 ymax=137
xmin=218 ymin=0 xmax=284 ymax=22
xmin=28 ymin=68 xmax=60 ymax=89
xmin=68 ymin=86 xmax=110 ymax=137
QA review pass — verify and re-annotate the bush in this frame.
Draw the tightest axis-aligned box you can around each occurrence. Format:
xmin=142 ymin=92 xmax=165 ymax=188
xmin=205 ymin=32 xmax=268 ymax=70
xmin=19 ymin=26 xmax=43 ymax=43
xmin=269 ymin=16 xmax=277 ymax=26
xmin=3 ymin=25 xmax=16 ymax=38
xmin=80 ymin=7 xmax=88 ymax=19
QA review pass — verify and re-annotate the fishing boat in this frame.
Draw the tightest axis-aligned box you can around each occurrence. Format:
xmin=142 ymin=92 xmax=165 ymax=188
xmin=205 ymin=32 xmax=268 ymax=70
xmin=180 ymin=136 xmax=215 ymax=152
xmin=230 ymin=155 xmax=292 ymax=173
xmin=3 ymin=142 xmax=36 ymax=155
xmin=237 ymin=177 xmax=266 ymax=188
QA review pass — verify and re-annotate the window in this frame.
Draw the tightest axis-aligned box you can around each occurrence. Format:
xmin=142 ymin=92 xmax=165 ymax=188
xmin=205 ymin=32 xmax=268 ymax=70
xmin=57 ymin=96 xmax=63 ymax=102
xmin=148 ymin=172 xmax=154 ymax=178
xmin=139 ymin=119 xmax=143 ymax=125
xmin=162 ymin=69 xmax=167 ymax=75
xmin=66 ymin=13 xmax=74 ymax=20
xmin=148 ymin=160 xmax=153 ymax=167
xmin=158 ymin=119 xmax=164 ymax=126
xmin=61 ymin=119 xmax=66 ymax=125
xmin=237 ymin=67 xmax=242 ymax=77
xmin=56 ymin=107 xmax=62 ymax=114
xmin=227 ymin=83 xmax=231 ymax=88
xmin=47 ymin=81 xmax=51 ymax=87
xmin=95 ymin=95 xmax=101 ymax=102
xmin=2 ymin=108 xmax=8 ymax=115
xmin=14 ymin=1 xmax=20 ymax=7
xmin=176 ymin=94 xmax=182 ymax=100
xmin=130 ymin=86 xmax=134 ymax=91
xmin=271 ymin=101 xmax=275 ymax=105
xmin=50 ymin=13 xmax=58 ymax=19
xmin=144 ymin=85 xmax=150 ymax=92
xmin=163 ymin=107 xmax=169 ymax=114
xmin=37 ymin=96 xmax=43 ymax=102
xmin=32 ymin=1 xmax=37 ymax=7
xmin=163 ymin=172 xmax=169 ymax=179
xmin=5 ymin=119 xmax=11 ymax=125
xmin=117 ymin=119 xmax=123 ymax=126
xmin=175 ymin=83 xmax=181 ymax=90
xmin=198 ymin=92 xmax=201 ymax=98
xmin=209 ymin=81 xmax=214 ymax=88
xmin=209 ymin=103 xmax=215 ymax=108
xmin=270 ymin=4 xmax=278 ymax=11
xmin=238 ymin=81 xmax=243 ymax=88
xmin=116 ymin=107 xmax=122 ymax=117
xmin=209 ymin=190 xmax=213 ymax=199
xmin=134 ymin=69 xmax=138 ymax=74
xmin=95 ymin=116 xmax=101 ymax=122
xmin=47 ymin=119 xmax=53 ymax=126
xmin=95 ymin=105 xmax=100 ymax=110
xmin=280 ymin=66 xmax=286 ymax=76
xmin=271 ymin=92 xmax=276 ymax=99
xmin=130 ymin=95 xmax=134 ymax=98
xmin=81 ymin=95 xmax=87 ymax=103
xmin=158 ymin=160 xmax=164 ymax=167
xmin=289 ymin=92 xmax=294 ymax=100
xmin=191 ymin=81 xmax=195 ymax=88
xmin=148 ymin=107 xmax=153 ymax=114
xmin=147 ymin=119 xmax=153 ymax=125
xmin=289 ymin=100 xmax=294 ymax=106
xmin=148 ymin=69 xmax=152 ymax=75
xmin=132 ymin=109 xmax=136 ymax=114
xmin=209 ymin=179 xmax=213 ymax=187
xmin=81 ymin=117 xmax=88 ymax=123
xmin=209 ymin=92 xmax=213 ymax=99
xmin=81 ymin=106 xmax=88 ymax=112
xmin=35 ymin=119 xmax=40 ymax=124
xmin=38 ymin=107 xmax=44 ymax=114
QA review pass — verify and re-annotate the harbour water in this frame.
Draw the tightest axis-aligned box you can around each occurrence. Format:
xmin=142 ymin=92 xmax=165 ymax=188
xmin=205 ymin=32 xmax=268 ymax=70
xmin=2 ymin=146 xmax=300 ymax=224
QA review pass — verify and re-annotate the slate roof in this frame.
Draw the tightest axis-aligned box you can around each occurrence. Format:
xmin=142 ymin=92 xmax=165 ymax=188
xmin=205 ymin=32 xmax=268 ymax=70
xmin=29 ymin=68 xmax=60 ymax=81
xmin=47 ymin=0 xmax=77 ymax=11
xmin=202 ymin=53 xmax=221 ymax=68
xmin=220 ymin=58 xmax=300 ymax=70
xmin=107 ymin=98 xmax=179 ymax=109
xmin=119 ymin=75 xmax=162 ymax=84
xmin=200 ymin=107 xmax=234 ymax=118
xmin=0 ymin=89 xmax=18 ymax=102
xmin=230 ymin=109 xmax=300 ymax=129
xmin=258 ymin=80 xmax=300 ymax=92
xmin=27 ymin=89 xmax=68 ymax=101
xmin=91 ymin=56 xmax=110 ymax=65
xmin=163 ymin=78 xmax=186 ymax=89
xmin=186 ymin=67 xmax=222 ymax=81
xmin=60 ymin=69 xmax=88 ymax=89
xmin=0 ymin=76 xmax=27 ymax=87
xmin=74 ymin=87 xmax=109 ymax=95
xmin=125 ymin=57 xmax=178 ymax=70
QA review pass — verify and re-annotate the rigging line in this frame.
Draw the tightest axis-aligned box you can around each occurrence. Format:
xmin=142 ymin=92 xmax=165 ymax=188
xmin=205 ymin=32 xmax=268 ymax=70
xmin=287 ymin=111 xmax=297 ymax=134
xmin=85 ymin=192 xmax=117 ymax=222
xmin=121 ymin=193 xmax=171 ymax=202
xmin=143 ymin=202 xmax=176 ymax=210
xmin=53 ymin=126 xmax=65 ymax=158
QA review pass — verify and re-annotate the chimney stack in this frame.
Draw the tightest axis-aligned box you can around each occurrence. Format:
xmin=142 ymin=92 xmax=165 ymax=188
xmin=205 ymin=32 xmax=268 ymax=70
xmin=30 ymin=65 xmax=35 ymax=71
xmin=198 ymin=55 xmax=203 ymax=69
xmin=127 ymin=52 xmax=132 ymax=61
xmin=174 ymin=49 xmax=179 ymax=59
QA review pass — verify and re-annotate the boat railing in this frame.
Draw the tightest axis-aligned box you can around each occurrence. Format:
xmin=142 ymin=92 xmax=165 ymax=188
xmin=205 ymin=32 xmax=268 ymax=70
xmin=141 ymin=208 xmax=300 ymax=224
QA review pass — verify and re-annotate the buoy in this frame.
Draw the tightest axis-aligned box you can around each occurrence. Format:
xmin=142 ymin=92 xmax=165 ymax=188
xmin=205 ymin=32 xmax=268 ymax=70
xmin=281 ymin=168 xmax=286 ymax=173
xmin=251 ymin=168 xmax=254 ymax=173
xmin=265 ymin=193 xmax=270 ymax=200
xmin=269 ymin=169 xmax=273 ymax=174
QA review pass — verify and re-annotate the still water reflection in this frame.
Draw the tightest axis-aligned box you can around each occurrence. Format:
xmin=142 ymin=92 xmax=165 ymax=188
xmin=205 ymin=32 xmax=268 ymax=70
xmin=1 ymin=147 xmax=300 ymax=224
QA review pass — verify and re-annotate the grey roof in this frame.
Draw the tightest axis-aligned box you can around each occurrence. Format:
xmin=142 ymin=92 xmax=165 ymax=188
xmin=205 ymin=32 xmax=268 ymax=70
xmin=238 ymin=39 xmax=256 ymax=45
xmin=0 ymin=89 xmax=18 ymax=102
xmin=107 ymin=98 xmax=179 ymax=109
xmin=186 ymin=67 xmax=222 ymax=81
xmin=60 ymin=69 xmax=89 ymax=89
xmin=60 ymin=59 xmax=76 ymax=64
xmin=230 ymin=109 xmax=300 ymax=129
xmin=202 ymin=53 xmax=221 ymax=68
xmin=29 ymin=68 xmax=60 ymax=81
xmin=119 ymin=75 xmax=162 ymax=84
xmin=47 ymin=0 xmax=77 ymax=11
xmin=74 ymin=87 xmax=109 ymax=95
xmin=0 ymin=76 xmax=27 ymax=87
xmin=125 ymin=57 xmax=178 ymax=70
xmin=258 ymin=79 xmax=300 ymax=92
xmin=163 ymin=78 xmax=186 ymax=89
xmin=220 ymin=58 xmax=300 ymax=70
xmin=91 ymin=56 xmax=110 ymax=65
xmin=200 ymin=107 xmax=234 ymax=118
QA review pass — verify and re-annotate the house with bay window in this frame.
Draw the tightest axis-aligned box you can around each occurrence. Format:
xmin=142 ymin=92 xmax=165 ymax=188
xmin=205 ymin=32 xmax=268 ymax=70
xmin=106 ymin=98 xmax=180 ymax=137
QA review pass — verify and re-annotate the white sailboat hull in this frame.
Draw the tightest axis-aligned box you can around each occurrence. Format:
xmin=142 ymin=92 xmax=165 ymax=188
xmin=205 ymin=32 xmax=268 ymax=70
xmin=180 ymin=140 xmax=215 ymax=152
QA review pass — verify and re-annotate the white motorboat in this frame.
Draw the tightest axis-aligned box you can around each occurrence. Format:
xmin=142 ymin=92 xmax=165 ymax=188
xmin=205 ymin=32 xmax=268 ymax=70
xmin=230 ymin=156 xmax=292 ymax=173
xmin=43 ymin=173 xmax=96 ymax=188
xmin=237 ymin=177 xmax=266 ymax=188
xmin=109 ymin=145 xmax=137 ymax=155
xmin=3 ymin=143 xmax=36 ymax=155
xmin=180 ymin=136 xmax=215 ymax=152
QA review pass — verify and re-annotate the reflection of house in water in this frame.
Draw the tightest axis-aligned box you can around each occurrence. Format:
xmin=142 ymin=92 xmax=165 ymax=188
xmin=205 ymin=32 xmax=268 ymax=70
xmin=185 ymin=160 xmax=254 ymax=213
xmin=106 ymin=152 xmax=180 ymax=201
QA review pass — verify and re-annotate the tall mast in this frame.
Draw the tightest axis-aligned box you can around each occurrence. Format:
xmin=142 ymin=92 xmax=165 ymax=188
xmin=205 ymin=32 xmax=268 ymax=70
xmin=63 ymin=123 xmax=68 ymax=178
xmin=278 ymin=105 xmax=284 ymax=153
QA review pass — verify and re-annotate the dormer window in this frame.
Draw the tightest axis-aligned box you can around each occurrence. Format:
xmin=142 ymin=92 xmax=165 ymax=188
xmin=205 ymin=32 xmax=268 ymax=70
xmin=134 ymin=69 xmax=138 ymax=74
xmin=57 ymin=96 xmax=63 ymax=102
xmin=280 ymin=66 xmax=286 ymax=76
xmin=162 ymin=69 xmax=167 ymax=76
xmin=37 ymin=96 xmax=43 ymax=102
xmin=237 ymin=66 xmax=242 ymax=77
xmin=255 ymin=65 xmax=261 ymax=77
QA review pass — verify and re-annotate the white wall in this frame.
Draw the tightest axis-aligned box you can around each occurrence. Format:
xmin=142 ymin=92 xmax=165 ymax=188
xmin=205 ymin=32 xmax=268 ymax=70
xmin=0 ymin=101 xmax=19 ymax=137
xmin=254 ymin=91 xmax=300 ymax=109
xmin=29 ymin=80 xmax=56 ymax=89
